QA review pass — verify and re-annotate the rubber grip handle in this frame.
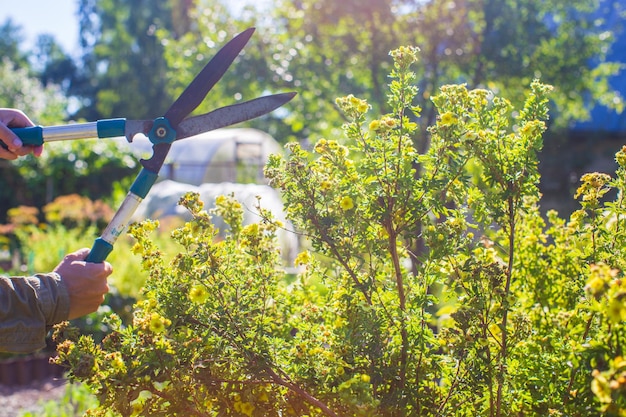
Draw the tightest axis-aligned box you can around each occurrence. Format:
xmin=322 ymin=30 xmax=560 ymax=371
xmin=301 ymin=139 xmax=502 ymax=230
xmin=97 ymin=118 xmax=126 ymax=138
xmin=11 ymin=126 xmax=44 ymax=146
xmin=86 ymin=238 xmax=114 ymax=263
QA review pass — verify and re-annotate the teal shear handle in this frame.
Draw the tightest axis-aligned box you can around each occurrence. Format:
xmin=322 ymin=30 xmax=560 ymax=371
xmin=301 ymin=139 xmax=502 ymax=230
xmin=85 ymin=168 xmax=158 ymax=263
xmin=12 ymin=118 xmax=127 ymax=146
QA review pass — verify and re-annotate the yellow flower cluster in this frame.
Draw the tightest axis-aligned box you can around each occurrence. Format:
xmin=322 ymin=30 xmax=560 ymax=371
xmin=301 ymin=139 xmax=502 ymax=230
xmin=585 ymin=263 xmax=615 ymax=297
xmin=575 ymin=172 xmax=612 ymax=206
xmin=335 ymin=94 xmax=370 ymax=117
xmin=591 ymin=356 xmax=626 ymax=406
xmin=369 ymin=116 xmax=397 ymax=132
xmin=585 ymin=263 xmax=626 ymax=324
xmin=389 ymin=45 xmax=419 ymax=70
xmin=148 ymin=312 xmax=171 ymax=334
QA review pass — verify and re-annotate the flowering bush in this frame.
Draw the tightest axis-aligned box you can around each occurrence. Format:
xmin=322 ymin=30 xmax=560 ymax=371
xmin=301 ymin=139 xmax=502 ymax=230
xmin=54 ymin=46 xmax=626 ymax=416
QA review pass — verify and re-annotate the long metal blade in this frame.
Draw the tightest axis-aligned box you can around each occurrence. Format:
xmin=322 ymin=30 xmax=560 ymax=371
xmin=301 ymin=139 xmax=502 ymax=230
xmin=140 ymin=92 xmax=296 ymax=172
xmin=163 ymin=27 xmax=255 ymax=128
xmin=175 ymin=92 xmax=297 ymax=140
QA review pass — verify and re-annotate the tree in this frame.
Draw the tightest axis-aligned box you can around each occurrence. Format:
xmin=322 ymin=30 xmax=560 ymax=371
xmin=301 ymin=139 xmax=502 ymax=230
xmin=163 ymin=0 xmax=622 ymax=144
xmin=158 ymin=1 xmax=293 ymax=140
xmin=73 ymin=0 xmax=177 ymax=120
xmin=0 ymin=58 xmax=68 ymax=124
xmin=32 ymin=34 xmax=79 ymax=93
xmin=0 ymin=18 xmax=30 ymax=69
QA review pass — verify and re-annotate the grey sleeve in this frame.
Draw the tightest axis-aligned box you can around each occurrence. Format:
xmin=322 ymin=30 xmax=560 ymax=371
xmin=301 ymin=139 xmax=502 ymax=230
xmin=0 ymin=273 xmax=70 ymax=353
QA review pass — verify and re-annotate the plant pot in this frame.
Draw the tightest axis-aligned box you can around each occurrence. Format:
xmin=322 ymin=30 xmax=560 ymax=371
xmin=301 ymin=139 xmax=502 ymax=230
xmin=0 ymin=354 xmax=65 ymax=386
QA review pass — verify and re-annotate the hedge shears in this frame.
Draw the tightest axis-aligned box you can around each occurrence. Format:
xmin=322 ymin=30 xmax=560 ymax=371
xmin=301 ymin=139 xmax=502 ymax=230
xmin=11 ymin=28 xmax=296 ymax=263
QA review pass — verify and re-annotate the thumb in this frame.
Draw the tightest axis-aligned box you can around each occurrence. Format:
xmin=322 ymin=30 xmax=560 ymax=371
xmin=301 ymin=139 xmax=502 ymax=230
xmin=65 ymin=248 xmax=91 ymax=261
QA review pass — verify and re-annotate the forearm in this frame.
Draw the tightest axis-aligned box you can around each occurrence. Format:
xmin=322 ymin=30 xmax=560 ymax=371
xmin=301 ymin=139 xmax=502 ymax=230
xmin=0 ymin=273 xmax=70 ymax=353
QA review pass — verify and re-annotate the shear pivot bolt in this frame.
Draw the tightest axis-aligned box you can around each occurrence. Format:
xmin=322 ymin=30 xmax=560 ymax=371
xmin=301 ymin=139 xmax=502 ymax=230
xmin=156 ymin=127 xmax=168 ymax=138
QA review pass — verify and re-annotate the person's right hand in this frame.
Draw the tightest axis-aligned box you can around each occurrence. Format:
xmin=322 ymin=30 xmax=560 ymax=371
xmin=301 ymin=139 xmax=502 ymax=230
xmin=53 ymin=248 xmax=113 ymax=320
xmin=0 ymin=108 xmax=43 ymax=160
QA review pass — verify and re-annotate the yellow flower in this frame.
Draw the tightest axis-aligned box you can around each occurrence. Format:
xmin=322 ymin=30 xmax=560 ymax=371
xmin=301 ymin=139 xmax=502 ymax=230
xmin=131 ymin=402 xmax=144 ymax=416
xmin=189 ymin=285 xmax=209 ymax=304
xmin=294 ymin=251 xmax=311 ymax=266
xmin=314 ymin=138 xmax=328 ymax=153
xmin=361 ymin=374 xmax=371 ymax=383
xmin=336 ymin=95 xmax=370 ymax=116
xmin=106 ymin=352 xmax=126 ymax=373
xmin=257 ymin=390 xmax=269 ymax=402
xmin=591 ymin=371 xmax=612 ymax=403
xmin=382 ymin=117 xmax=396 ymax=128
xmin=357 ymin=102 xmax=370 ymax=113
xmin=131 ymin=242 xmax=143 ymax=255
xmin=320 ymin=180 xmax=332 ymax=191
xmin=149 ymin=313 xmax=170 ymax=334
xmin=340 ymin=196 xmax=354 ymax=211
xmin=585 ymin=277 xmax=605 ymax=295
xmin=370 ymin=117 xmax=396 ymax=132
xmin=240 ymin=402 xmax=255 ymax=417
xmin=616 ymin=145 xmax=626 ymax=167
xmin=242 ymin=223 xmax=260 ymax=236
xmin=439 ymin=111 xmax=457 ymax=126
xmin=608 ymin=296 xmax=626 ymax=323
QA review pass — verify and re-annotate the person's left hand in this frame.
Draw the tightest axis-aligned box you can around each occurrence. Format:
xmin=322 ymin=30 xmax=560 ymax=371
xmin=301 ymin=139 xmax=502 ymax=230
xmin=53 ymin=248 xmax=113 ymax=320
xmin=0 ymin=108 xmax=43 ymax=160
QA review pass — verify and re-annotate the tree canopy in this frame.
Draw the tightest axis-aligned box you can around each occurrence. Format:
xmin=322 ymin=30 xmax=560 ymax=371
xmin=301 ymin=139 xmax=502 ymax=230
xmin=1 ymin=0 xmax=622 ymax=138
xmin=0 ymin=0 xmax=623 ymax=216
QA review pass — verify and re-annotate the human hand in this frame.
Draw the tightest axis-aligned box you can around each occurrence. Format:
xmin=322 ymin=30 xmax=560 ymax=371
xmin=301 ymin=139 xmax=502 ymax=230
xmin=53 ymin=248 xmax=113 ymax=320
xmin=0 ymin=108 xmax=43 ymax=160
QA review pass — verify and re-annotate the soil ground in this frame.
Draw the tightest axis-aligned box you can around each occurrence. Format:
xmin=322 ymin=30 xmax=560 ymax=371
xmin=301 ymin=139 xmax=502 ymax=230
xmin=0 ymin=377 xmax=66 ymax=417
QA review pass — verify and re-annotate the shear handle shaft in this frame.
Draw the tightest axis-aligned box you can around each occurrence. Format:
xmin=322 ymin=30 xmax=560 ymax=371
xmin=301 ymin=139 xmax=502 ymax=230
xmin=11 ymin=118 xmax=126 ymax=146
xmin=86 ymin=168 xmax=159 ymax=263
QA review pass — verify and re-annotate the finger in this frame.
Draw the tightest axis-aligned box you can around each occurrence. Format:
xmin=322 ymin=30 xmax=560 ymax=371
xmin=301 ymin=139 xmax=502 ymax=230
xmin=9 ymin=145 xmax=44 ymax=158
xmin=0 ymin=108 xmax=35 ymax=128
xmin=0 ymin=109 xmax=35 ymax=154
xmin=0 ymin=146 xmax=17 ymax=160
xmin=0 ymin=123 xmax=22 ymax=152
xmin=32 ymin=145 xmax=43 ymax=157
xmin=12 ymin=146 xmax=34 ymax=157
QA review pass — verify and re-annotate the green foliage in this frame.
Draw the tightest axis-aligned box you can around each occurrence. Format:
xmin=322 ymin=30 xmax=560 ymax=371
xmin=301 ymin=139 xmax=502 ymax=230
xmin=158 ymin=1 xmax=292 ymax=140
xmin=12 ymin=221 xmax=144 ymax=299
xmin=0 ymin=57 xmax=67 ymax=124
xmin=53 ymin=48 xmax=626 ymax=417
xmin=19 ymin=382 xmax=102 ymax=417
xmin=0 ymin=139 xmax=137 ymax=223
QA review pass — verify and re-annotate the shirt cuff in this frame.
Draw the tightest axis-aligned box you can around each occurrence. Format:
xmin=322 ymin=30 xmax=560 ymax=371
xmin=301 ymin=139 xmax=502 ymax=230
xmin=30 ymin=272 xmax=71 ymax=326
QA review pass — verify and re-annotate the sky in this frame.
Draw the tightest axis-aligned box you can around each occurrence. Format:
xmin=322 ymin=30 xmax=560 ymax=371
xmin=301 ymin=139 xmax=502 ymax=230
xmin=1 ymin=0 xmax=80 ymax=54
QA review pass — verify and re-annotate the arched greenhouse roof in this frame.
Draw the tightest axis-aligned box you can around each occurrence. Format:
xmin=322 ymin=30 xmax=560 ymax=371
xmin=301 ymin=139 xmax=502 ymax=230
xmin=127 ymin=127 xmax=283 ymax=185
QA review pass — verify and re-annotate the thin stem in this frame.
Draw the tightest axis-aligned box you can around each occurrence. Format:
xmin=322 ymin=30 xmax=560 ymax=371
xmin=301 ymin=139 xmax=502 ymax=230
xmin=495 ymin=191 xmax=516 ymax=417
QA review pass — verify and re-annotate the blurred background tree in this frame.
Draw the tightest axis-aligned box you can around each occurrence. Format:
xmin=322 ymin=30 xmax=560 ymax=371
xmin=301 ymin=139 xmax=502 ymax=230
xmin=72 ymin=0 xmax=175 ymax=120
